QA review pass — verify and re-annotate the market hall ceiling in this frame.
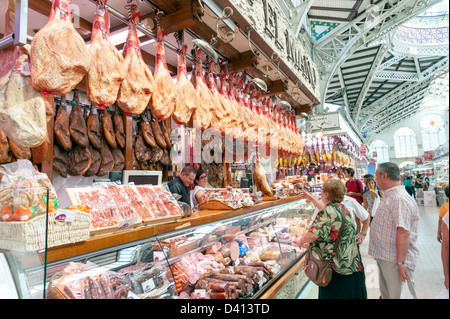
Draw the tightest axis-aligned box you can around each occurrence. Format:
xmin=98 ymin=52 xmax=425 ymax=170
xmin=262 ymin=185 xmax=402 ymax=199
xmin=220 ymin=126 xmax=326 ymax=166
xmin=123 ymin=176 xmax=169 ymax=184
xmin=1 ymin=0 xmax=447 ymax=141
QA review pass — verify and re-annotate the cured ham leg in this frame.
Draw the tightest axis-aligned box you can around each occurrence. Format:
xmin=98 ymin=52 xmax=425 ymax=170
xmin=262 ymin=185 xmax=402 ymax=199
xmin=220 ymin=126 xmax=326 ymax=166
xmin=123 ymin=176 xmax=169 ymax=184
xmin=87 ymin=1 xmax=125 ymax=108
xmin=116 ymin=5 xmax=154 ymax=115
xmin=173 ymin=45 xmax=198 ymax=125
xmin=30 ymin=0 xmax=90 ymax=95
xmin=192 ymin=50 xmax=213 ymax=130
xmin=0 ymin=0 xmax=47 ymax=148
xmin=253 ymin=156 xmax=273 ymax=197
xmin=151 ymin=28 xmax=176 ymax=121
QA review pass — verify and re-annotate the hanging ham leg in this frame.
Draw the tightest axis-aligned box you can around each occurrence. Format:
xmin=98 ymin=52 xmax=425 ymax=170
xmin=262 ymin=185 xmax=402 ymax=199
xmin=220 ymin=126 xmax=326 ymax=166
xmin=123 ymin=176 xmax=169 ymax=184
xmin=0 ymin=22 xmax=47 ymax=149
xmin=53 ymin=143 xmax=68 ymax=178
xmin=69 ymin=93 xmax=89 ymax=148
xmin=0 ymin=128 xmax=10 ymax=164
xmin=151 ymin=27 xmax=176 ymax=121
xmin=173 ymin=44 xmax=198 ymax=125
xmin=30 ymin=0 xmax=90 ymax=95
xmin=113 ymin=108 xmax=126 ymax=149
xmin=253 ymin=156 xmax=273 ymax=197
xmin=192 ymin=50 xmax=213 ymax=130
xmin=97 ymin=138 xmax=114 ymax=176
xmin=87 ymin=107 xmax=102 ymax=150
xmin=54 ymin=97 xmax=72 ymax=151
xmin=116 ymin=5 xmax=154 ymax=115
xmin=102 ymin=108 xmax=117 ymax=149
xmin=87 ymin=1 xmax=125 ymax=108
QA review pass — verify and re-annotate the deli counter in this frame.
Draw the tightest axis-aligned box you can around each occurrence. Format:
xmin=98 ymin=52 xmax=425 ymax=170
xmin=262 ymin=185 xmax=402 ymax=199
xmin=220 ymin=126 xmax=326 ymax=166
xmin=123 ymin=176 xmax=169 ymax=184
xmin=0 ymin=196 xmax=314 ymax=299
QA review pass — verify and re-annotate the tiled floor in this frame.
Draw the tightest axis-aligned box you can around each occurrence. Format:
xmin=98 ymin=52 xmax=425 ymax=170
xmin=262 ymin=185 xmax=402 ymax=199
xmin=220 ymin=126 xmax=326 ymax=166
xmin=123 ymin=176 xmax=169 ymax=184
xmin=299 ymin=204 xmax=448 ymax=299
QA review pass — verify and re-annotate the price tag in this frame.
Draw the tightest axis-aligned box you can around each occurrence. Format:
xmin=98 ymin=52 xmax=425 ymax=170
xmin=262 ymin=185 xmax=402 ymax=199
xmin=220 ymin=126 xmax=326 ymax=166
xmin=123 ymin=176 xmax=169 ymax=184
xmin=54 ymin=209 xmax=77 ymax=222
xmin=14 ymin=61 xmax=32 ymax=76
xmin=141 ymin=278 xmax=155 ymax=293
xmin=118 ymin=216 xmax=137 ymax=230
xmin=127 ymin=291 xmax=139 ymax=299
xmin=192 ymin=289 xmax=206 ymax=299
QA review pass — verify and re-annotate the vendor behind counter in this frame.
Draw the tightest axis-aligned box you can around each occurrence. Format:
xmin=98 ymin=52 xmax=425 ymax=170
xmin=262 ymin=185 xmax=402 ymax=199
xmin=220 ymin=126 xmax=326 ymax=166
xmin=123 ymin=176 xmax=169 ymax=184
xmin=168 ymin=166 xmax=197 ymax=206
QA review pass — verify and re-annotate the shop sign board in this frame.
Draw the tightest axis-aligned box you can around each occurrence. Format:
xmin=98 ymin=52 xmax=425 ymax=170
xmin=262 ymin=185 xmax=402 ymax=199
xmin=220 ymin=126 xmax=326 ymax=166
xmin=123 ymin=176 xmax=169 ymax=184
xmin=415 ymin=157 xmax=423 ymax=165
xmin=424 ymin=151 xmax=434 ymax=162
xmin=229 ymin=0 xmax=321 ymax=102
xmin=360 ymin=144 xmax=366 ymax=156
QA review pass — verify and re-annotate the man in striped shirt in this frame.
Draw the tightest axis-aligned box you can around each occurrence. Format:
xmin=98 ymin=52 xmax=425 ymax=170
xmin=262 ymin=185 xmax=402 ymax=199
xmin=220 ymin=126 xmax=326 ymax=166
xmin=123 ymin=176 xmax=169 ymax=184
xmin=369 ymin=162 xmax=420 ymax=299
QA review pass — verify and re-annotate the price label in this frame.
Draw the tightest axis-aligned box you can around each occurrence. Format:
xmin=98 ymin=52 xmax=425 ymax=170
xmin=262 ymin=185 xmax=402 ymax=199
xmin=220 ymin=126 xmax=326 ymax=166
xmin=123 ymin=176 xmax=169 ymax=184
xmin=54 ymin=209 xmax=77 ymax=222
xmin=118 ymin=216 xmax=137 ymax=230
xmin=142 ymin=278 xmax=155 ymax=292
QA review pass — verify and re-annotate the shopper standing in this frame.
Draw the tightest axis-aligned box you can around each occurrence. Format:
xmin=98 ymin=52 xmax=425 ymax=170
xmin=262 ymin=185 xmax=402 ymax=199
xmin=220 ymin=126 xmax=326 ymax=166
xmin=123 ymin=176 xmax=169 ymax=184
xmin=369 ymin=162 xmax=420 ymax=299
xmin=344 ymin=167 xmax=364 ymax=205
xmin=437 ymin=185 xmax=449 ymax=295
xmin=296 ymin=179 xmax=367 ymax=299
xmin=363 ymin=177 xmax=382 ymax=224
xmin=403 ymin=176 xmax=414 ymax=197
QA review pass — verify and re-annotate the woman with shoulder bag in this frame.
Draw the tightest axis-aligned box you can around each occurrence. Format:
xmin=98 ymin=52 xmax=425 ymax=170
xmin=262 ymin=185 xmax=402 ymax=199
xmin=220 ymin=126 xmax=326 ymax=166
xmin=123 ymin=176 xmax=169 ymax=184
xmin=295 ymin=178 xmax=367 ymax=299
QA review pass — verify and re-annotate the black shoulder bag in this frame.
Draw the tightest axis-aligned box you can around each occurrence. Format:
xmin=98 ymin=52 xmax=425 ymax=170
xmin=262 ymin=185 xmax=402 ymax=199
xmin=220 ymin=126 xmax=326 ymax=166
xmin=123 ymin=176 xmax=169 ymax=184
xmin=303 ymin=204 xmax=347 ymax=287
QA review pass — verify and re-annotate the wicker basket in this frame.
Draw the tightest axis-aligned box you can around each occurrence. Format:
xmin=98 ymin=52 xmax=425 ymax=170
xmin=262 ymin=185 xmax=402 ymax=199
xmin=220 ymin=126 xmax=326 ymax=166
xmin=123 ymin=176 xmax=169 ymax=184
xmin=198 ymin=199 xmax=241 ymax=210
xmin=0 ymin=211 xmax=91 ymax=252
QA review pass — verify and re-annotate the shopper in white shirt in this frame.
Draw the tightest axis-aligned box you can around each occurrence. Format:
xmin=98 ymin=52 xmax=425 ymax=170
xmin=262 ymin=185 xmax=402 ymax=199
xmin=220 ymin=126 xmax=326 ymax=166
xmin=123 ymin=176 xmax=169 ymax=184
xmin=299 ymin=183 xmax=370 ymax=244
xmin=191 ymin=169 xmax=208 ymax=208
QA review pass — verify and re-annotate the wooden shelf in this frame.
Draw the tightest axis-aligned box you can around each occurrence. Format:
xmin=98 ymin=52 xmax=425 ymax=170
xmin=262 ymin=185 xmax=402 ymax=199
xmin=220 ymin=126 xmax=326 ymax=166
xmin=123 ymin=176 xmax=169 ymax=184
xmin=44 ymin=195 xmax=302 ymax=264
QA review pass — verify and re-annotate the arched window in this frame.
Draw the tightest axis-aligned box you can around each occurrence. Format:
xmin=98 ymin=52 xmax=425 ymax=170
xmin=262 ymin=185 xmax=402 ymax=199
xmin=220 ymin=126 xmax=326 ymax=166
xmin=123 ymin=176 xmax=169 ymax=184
xmin=370 ymin=140 xmax=390 ymax=164
xmin=421 ymin=114 xmax=447 ymax=151
xmin=394 ymin=127 xmax=418 ymax=158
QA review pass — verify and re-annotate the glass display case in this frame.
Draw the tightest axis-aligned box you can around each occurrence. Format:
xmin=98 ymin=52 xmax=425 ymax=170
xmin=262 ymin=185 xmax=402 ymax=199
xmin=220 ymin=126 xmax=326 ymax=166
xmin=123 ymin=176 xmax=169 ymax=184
xmin=1 ymin=199 xmax=315 ymax=299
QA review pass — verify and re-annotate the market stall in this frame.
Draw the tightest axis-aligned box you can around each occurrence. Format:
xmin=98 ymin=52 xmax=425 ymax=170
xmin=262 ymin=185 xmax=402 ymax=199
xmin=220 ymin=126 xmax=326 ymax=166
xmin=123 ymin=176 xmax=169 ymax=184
xmin=0 ymin=0 xmax=323 ymax=299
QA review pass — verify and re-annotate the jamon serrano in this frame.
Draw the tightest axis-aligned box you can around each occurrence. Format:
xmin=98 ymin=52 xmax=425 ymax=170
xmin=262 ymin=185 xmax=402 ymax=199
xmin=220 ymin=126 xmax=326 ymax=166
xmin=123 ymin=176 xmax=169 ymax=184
xmin=87 ymin=2 xmax=125 ymax=108
xmin=151 ymin=115 xmax=167 ymax=149
xmin=86 ymin=107 xmax=102 ymax=150
xmin=69 ymin=94 xmax=89 ymax=148
xmin=113 ymin=109 xmax=126 ymax=149
xmin=192 ymin=50 xmax=213 ymax=130
xmin=135 ymin=129 xmax=151 ymax=162
xmin=53 ymin=143 xmax=68 ymax=178
xmin=206 ymin=61 xmax=229 ymax=134
xmin=30 ymin=0 xmax=90 ymax=95
xmin=97 ymin=138 xmax=114 ymax=176
xmin=0 ymin=37 xmax=47 ymax=148
xmin=253 ymin=156 xmax=273 ymax=197
xmin=112 ymin=147 xmax=125 ymax=171
xmin=102 ymin=108 xmax=117 ymax=149
xmin=83 ymin=144 xmax=101 ymax=177
xmin=173 ymin=45 xmax=198 ymax=125
xmin=151 ymin=28 xmax=176 ymax=121
xmin=0 ymin=128 xmax=10 ymax=164
xmin=54 ymin=97 xmax=72 ymax=151
xmin=67 ymin=145 xmax=91 ymax=176
xmin=9 ymin=139 xmax=31 ymax=160
xmin=116 ymin=5 xmax=154 ymax=115
xmin=140 ymin=119 xmax=157 ymax=148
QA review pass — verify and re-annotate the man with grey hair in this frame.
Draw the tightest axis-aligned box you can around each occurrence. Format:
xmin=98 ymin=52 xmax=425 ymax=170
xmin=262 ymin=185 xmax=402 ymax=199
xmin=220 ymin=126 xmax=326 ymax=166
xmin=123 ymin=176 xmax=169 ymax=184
xmin=369 ymin=162 xmax=420 ymax=298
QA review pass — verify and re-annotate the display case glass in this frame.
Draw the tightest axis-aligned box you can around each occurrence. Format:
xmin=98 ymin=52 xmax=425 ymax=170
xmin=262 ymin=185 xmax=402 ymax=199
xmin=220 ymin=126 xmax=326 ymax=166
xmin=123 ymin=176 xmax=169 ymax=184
xmin=2 ymin=199 xmax=315 ymax=299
